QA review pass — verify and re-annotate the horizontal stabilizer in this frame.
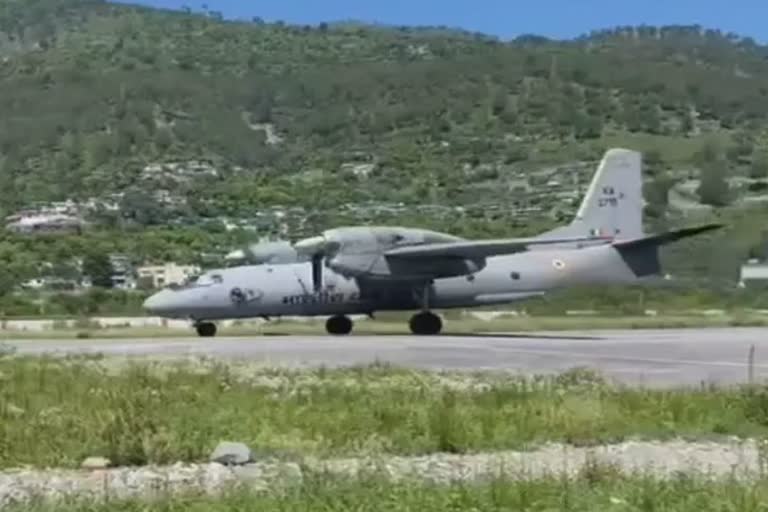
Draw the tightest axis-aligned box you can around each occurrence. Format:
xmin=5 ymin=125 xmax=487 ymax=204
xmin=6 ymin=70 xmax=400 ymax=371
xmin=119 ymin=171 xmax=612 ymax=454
xmin=612 ymin=223 xmax=724 ymax=249
xmin=384 ymin=235 xmax=610 ymax=260
xmin=612 ymin=223 xmax=724 ymax=279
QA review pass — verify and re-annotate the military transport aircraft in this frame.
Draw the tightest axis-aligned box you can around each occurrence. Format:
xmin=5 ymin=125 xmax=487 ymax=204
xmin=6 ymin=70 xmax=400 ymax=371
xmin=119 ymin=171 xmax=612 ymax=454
xmin=143 ymin=148 xmax=722 ymax=337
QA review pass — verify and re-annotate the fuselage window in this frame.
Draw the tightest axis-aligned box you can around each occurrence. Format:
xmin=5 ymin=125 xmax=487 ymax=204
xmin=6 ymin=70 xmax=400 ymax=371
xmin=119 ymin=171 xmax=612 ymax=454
xmin=510 ymin=272 xmax=521 ymax=280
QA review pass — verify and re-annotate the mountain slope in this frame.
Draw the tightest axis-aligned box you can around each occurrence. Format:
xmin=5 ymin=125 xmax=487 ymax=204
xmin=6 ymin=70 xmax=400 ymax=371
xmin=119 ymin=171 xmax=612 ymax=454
xmin=0 ymin=0 xmax=767 ymax=288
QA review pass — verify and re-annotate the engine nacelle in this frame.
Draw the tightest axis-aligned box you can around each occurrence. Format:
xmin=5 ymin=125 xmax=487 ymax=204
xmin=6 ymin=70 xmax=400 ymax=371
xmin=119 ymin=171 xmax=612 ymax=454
xmin=327 ymin=253 xmax=486 ymax=281
xmin=226 ymin=241 xmax=305 ymax=265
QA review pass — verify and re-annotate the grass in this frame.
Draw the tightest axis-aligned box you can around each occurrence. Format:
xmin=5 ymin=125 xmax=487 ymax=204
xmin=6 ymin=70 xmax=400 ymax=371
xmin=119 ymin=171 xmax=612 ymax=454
xmin=1 ymin=312 xmax=767 ymax=340
xmin=8 ymin=472 xmax=768 ymax=512
xmin=3 ymin=358 xmax=768 ymax=469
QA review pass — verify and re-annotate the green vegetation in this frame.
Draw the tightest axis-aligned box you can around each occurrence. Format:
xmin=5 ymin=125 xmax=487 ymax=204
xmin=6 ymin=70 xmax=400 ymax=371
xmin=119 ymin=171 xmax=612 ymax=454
xmin=11 ymin=475 xmax=768 ymax=512
xmin=0 ymin=0 xmax=767 ymax=296
xmin=3 ymin=358 xmax=768 ymax=469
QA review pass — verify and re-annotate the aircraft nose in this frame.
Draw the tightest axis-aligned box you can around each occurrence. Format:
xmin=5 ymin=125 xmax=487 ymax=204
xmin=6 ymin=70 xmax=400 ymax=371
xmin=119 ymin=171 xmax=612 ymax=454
xmin=142 ymin=290 xmax=177 ymax=316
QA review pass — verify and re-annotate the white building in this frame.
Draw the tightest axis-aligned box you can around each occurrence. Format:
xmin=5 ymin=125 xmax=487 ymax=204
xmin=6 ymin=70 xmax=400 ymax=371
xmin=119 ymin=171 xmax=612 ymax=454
xmin=137 ymin=263 xmax=201 ymax=289
xmin=739 ymin=260 xmax=768 ymax=287
xmin=110 ymin=254 xmax=136 ymax=290
xmin=6 ymin=213 xmax=86 ymax=234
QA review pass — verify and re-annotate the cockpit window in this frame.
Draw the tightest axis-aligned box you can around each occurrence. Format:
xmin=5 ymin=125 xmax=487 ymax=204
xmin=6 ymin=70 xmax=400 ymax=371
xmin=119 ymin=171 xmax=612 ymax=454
xmin=196 ymin=273 xmax=223 ymax=286
xmin=174 ymin=272 xmax=222 ymax=290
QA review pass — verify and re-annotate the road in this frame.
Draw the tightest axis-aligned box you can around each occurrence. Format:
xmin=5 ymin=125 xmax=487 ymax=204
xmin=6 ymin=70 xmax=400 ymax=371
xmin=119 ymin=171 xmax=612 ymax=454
xmin=6 ymin=327 xmax=768 ymax=387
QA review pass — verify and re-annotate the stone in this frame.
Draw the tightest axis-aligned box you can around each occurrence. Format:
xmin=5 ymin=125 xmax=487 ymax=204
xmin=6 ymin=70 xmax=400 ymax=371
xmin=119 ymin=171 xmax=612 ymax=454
xmin=81 ymin=457 xmax=111 ymax=470
xmin=6 ymin=404 xmax=24 ymax=418
xmin=209 ymin=442 xmax=254 ymax=466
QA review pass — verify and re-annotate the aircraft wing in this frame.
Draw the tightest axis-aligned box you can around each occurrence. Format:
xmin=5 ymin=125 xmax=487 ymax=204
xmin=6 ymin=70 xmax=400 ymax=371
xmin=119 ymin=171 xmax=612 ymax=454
xmin=384 ymin=235 xmax=608 ymax=260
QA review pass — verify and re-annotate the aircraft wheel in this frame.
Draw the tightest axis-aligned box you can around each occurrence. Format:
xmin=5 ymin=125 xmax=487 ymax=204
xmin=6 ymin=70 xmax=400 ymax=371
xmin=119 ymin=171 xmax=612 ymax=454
xmin=196 ymin=322 xmax=217 ymax=337
xmin=326 ymin=315 xmax=353 ymax=335
xmin=409 ymin=312 xmax=442 ymax=335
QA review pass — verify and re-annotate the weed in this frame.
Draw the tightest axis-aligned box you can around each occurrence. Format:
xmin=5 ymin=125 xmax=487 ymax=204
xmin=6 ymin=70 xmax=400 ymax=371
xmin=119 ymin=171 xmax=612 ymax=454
xmin=8 ymin=473 xmax=768 ymax=511
xmin=2 ymin=358 xmax=768 ymax=469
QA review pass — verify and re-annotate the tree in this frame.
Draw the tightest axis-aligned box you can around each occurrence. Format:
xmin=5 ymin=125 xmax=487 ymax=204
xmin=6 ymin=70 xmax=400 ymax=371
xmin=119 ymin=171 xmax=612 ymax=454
xmin=645 ymin=173 xmax=674 ymax=217
xmin=693 ymin=139 xmax=722 ymax=168
xmin=750 ymin=151 xmax=768 ymax=179
xmin=697 ymin=163 xmax=730 ymax=207
xmin=155 ymin=128 xmax=173 ymax=152
xmin=0 ymin=268 xmax=17 ymax=297
xmin=120 ymin=190 xmax=168 ymax=226
xmin=82 ymin=250 xmax=114 ymax=288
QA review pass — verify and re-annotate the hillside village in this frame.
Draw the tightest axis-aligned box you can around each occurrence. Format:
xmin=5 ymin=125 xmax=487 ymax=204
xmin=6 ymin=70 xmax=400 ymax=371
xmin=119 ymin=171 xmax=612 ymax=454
xmin=0 ymin=1 xmax=767 ymax=300
xmin=7 ymin=150 xmax=768 ymax=292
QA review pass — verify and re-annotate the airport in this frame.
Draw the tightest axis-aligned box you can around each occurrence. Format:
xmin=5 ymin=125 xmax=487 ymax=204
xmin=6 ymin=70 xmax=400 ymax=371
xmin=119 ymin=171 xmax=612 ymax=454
xmin=141 ymin=148 xmax=720 ymax=337
xmin=3 ymin=1 xmax=768 ymax=509
xmin=7 ymin=327 xmax=768 ymax=388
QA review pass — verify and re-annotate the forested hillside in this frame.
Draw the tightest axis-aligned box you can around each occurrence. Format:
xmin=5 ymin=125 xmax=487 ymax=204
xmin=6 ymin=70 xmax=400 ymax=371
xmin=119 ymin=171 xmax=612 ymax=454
xmin=0 ymin=0 xmax=767 ymax=297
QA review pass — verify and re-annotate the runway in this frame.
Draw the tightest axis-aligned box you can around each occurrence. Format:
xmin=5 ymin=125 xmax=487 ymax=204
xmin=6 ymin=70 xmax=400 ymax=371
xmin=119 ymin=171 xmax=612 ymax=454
xmin=6 ymin=327 xmax=768 ymax=387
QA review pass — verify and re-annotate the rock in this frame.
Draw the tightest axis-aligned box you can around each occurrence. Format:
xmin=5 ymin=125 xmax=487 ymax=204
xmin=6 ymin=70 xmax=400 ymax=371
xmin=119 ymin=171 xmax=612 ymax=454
xmin=81 ymin=457 xmax=111 ymax=470
xmin=233 ymin=462 xmax=304 ymax=489
xmin=209 ymin=442 xmax=254 ymax=466
xmin=6 ymin=404 xmax=24 ymax=418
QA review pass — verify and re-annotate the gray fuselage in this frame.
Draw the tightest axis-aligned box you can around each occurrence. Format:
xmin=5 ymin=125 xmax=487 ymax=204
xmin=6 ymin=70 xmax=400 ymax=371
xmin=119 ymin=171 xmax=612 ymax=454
xmin=143 ymin=242 xmax=638 ymax=321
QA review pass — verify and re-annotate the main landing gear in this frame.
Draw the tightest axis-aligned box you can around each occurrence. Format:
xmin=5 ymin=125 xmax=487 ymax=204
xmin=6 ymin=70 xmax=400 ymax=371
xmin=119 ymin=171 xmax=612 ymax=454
xmin=408 ymin=282 xmax=443 ymax=335
xmin=195 ymin=321 xmax=217 ymax=337
xmin=323 ymin=313 xmax=441 ymax=335
xmin=409 ymin=311 xmax=442 ymax=335
xmin=326 ymin=315 xmax=353 ymax=335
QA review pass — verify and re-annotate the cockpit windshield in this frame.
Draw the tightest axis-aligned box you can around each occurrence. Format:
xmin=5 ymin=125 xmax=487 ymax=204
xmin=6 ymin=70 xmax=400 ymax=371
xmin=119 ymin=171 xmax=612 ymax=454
xmin=171 ymin=271 xmax=223 ymax=290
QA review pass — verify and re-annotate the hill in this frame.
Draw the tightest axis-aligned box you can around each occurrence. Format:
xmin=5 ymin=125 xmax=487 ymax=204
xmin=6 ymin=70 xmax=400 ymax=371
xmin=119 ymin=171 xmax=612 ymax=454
xmin=0 ymin=0 xmax=767 ymax=294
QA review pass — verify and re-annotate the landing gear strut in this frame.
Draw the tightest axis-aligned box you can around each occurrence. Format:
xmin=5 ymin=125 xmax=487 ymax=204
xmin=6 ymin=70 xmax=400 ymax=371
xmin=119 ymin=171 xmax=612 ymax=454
xmin=326 ymin=315 xmax=353 ymax=335
xmin=408 ymin=281 xmax=442 ymax=335
xmin=195 ymin=321 xmax=217 ymax=337
xmin=409 ymin=311 xmax=442 ymax=335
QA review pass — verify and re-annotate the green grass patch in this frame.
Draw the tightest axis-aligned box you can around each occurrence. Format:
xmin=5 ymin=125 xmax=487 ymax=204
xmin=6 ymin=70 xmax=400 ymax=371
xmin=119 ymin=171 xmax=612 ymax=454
xmin=9 ymin=473 xmax=768 ymax=512
xmin=3 ymin=358 xmax=768 ymax=469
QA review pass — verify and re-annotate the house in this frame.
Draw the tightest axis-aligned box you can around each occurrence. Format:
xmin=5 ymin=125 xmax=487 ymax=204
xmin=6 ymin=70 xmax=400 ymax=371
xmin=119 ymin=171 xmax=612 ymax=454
xmin=738 ymin=259 xmax=768 ymax=288
xmin=6 ymin=213 xmax=86 ymax=234
xmin=137 ymin=263 xmax=201 ymax=289
xmin=109 ymin=255 xmax=136 ymax=290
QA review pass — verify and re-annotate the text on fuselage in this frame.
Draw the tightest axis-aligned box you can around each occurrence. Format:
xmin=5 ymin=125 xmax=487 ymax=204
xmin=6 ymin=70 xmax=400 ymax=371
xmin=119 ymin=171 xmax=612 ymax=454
xmin=281 ymin=291 xmax=360 ymax=305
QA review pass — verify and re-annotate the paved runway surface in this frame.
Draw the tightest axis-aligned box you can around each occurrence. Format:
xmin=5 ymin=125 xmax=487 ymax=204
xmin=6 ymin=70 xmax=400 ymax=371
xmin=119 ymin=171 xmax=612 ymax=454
xmin=7 ymin=327 xmax=768 ymax=387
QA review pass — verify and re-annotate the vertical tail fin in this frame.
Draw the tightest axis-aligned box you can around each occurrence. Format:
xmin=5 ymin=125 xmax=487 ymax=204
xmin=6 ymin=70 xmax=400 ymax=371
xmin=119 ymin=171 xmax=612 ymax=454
xmin=541 ymin=148 xmax=644 ymax=241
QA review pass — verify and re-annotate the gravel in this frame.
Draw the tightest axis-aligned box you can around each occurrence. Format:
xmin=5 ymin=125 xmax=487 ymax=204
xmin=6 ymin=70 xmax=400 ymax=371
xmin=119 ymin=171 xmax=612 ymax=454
xmin=2 ymin=439 xmax=768 ymax=506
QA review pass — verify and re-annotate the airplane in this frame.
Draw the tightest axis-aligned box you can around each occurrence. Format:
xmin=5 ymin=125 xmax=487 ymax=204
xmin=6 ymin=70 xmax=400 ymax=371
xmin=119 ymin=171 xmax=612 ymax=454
xmin=143 ymin=148 xmax=722 ymax=337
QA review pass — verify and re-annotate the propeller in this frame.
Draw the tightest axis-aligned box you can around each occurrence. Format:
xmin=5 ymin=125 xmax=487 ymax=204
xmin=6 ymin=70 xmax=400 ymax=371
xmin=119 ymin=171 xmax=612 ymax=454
xmin=311 ymin=253 xmax=323 ymax=292
xmin=294 ymin=235 xmax=334 ymax=292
